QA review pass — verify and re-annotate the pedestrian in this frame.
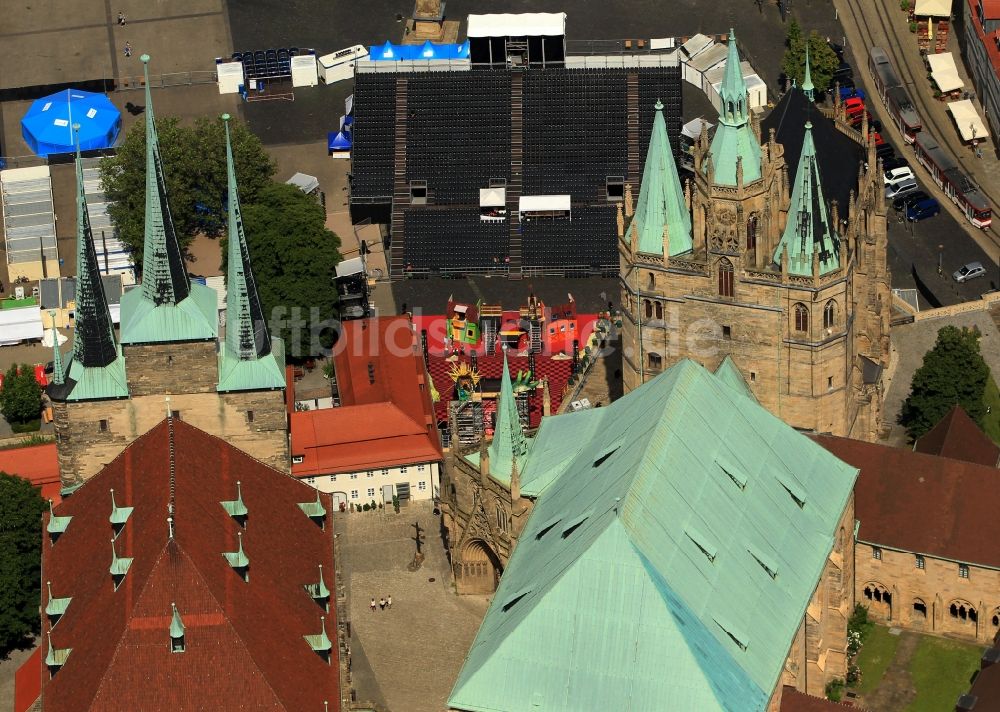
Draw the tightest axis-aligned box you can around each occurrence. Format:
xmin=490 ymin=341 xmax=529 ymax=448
xmin=379 ymin=597 xmax=386 ymax=611
xmin=124 ymin=41 xmax=132 ymax=58
xmin=370 ymin=597 xmax=376 ymax=613
xmin=386 ymin=595 xmax=392 ymax=610
xmin=117 ymin=11 xmax=126 ymax=26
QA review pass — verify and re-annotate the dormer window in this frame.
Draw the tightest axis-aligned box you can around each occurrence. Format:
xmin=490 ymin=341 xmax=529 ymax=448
xmin=223 ymin=532 xmax=250 ymax=582
xmin=109 ymin=488 xmax=133 ymax=538
xmin=220 ymin=480 xmax=248 ymax=527
xmin=170 ymin=602 xmax=186 ymax=653
xmin=303 ymin=564 xmax=331 ymax=612
xmin=110 ymin=538 xmax=133 ymax=590
xmin=45 ymin=581 xmax=72 ymax=627
xmin=298 ymin=491 xmax=327 ymax=529
xmin=47 ymin=499 xmax=71 ymax=544
xmin=303 ymin=615 xmax=332 ymax=663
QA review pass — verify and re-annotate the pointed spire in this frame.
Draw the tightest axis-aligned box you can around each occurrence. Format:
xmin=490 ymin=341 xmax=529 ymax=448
xmin=773 ymin=122 xmax=841 ymax=277
xmin=48 ymin=311 xmax=64 ymax=385
xmin=170 ymin=602 xmax=185 ymax=639
xmin=139 ymin=54 xmax=191 ymax=307
xmin=802 ymin=44 xmax=815 ymax=102
xmin=719 ymin=30 xmax=749 ymax=126
xmin=628 ymin=100 xmax=692 ymax=256
xmin=223 ymin=114 xmax=271 ymax=360
xmin=488 ymin=352 xmax=529 ymax=484
xmin=72 ymin=127 xmax=118 ymax=368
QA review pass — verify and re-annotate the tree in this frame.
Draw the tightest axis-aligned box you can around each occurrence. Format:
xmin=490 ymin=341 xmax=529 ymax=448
xmin=238 ymin=183 xmax=342 ymax=360
xmin=0 ymin=364 xmax=42 ymax=426
xmin=900 ymin=326 xmax=990 ymax=440
xmin=781 ymin=23 xmax=840 ymax=94
xmin=0 ymin=472 xmax=47 ymax=654
xmin=100 ymin=116 xmax=275 ymax=270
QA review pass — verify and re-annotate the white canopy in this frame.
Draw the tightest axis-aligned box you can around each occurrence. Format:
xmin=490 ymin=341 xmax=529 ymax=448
xmin=286 ymin=172 xmax=319 ymax=194
xmin=680 ymin=34 xmax=714 ymax=60
xmin=0 ymin=305 xmax=43 ymax=345
xmin=681 ymin=117 xmax=714 ymax=140
xmin=915 ymin=0 xmax=952 ymax=16
xmin=480 ymin=187 xmax=506 ymax=207
xmin=927 ymin=52 xmax=963 ymax=93
xmin=519 ymin=195 xmax=571 ymax=213
xmin=336 ymin=256 xmax=365 ymax=278
xmin=466 ymin=13 xmax=566 ymax=38
xmin=948 ymin=99 xmax=990 ymax=142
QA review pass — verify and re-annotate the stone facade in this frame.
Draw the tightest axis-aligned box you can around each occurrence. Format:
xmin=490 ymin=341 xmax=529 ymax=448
xmin=619 ymin=120 xmax=891 ymax=441
xmin=53 ymin=341 xmax=288 ymax=485
xmin=856 ymin=542 xmax=1000 ymax=644
xmin=440 ymin=441 xmax=533 ymax=595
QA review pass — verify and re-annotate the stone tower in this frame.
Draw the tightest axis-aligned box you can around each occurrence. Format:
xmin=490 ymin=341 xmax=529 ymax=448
xmin=49 ymin=56 xmax=288 ymax=487
xmin=618 ymin=32 xmax=890 ymax=440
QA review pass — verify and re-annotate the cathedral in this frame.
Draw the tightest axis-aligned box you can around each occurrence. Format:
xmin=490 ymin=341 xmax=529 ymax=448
xmin=48 ymin=55 xmax=288 ymax=486
xmin=618 ymin=35 xmax=891 ymax=440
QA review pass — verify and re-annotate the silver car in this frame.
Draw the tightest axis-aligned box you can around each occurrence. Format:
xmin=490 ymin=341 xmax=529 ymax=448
xmin=953 ymin=262 xmax=986 ymax=283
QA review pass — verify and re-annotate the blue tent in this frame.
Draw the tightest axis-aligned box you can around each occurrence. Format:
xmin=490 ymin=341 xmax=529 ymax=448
xmin=21 ymin=89 xmax=122 ymax=157
xmin=328 ymin=130 xmax=352 ymax=154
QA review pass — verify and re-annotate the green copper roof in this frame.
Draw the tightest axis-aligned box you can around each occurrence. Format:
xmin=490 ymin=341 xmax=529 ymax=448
xmin=714 ymin=356 xmax=756 ymax=402
xmin=628 ymin=100 xmax=692 ymax=255
xmin=217 ymin=114 xmax=285 ymax=392
xmin=304 ymin=564 xmax=331 ymax=602
xmin=450 ymin=359 xmax=858 ymax=712
xmin=802 ymin=46 xmax=815 ymax=102
xmin=224 ymin=531 xmax=250 ymax=570
xmin=120 ymin=55 xmax=217 ymax=345
xmin=488 ymin=353 xmax=531 ymax=485
xmin=45 ymin=581 xmax=72 ymax=619
xmin=304 ymin=616 xmax=332 ymax=653
xmin=220 ymin=480 xmax=248 ymax=519
xmin=170 ymin=602 xmax=185 ymax=639
xmin=47 ymin=499 xmax=72 ymax=536
xmin=298 ymin=491 xmax=327 ymax=521
xmin=109 ymin=488 xmax=133 ymax=527
xmin=51 ymin=142 xmax=129 ymax=401
xmin=110 ymin=537 xmax=133 ymax=577
xmin=45 ymin=632 xmax=71 ymax=668
xmin=708 ymin=30 xmax=762 ymax=186
xmin=773 ymin=122 xmax=841 ymax=276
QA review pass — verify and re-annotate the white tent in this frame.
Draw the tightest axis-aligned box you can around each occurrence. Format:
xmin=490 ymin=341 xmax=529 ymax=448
xmin=915 ymin=0 xmax=952 ymax=15
xmin=466 ymin=13 xmax=566 ymax=38
xmin=927 ymin=52 xmax=963 ymax=93
xmin=0 ymin=305 xmax=43 ymax=346
xmin=948 ymin=99 xmax=990 ymax=142
xmin=286 ymin=172 xmax=320 ymax=194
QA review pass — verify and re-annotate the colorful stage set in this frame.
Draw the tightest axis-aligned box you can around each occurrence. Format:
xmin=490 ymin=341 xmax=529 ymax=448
xmin=411 ymin=294 xmax=606 ymax=437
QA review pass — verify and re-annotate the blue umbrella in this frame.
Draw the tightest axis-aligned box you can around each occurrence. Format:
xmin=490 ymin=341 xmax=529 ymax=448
xmin=21 ymin=89 xmax=122 ymax=157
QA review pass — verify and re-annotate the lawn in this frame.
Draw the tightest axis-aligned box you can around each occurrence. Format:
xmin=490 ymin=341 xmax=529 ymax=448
xmin=855 ymin=624 xmax=901 ymax=694
xmin=983 ymin=375 xmax=1000 ymax=444
xmin=905 ymin=635 xmax=982 ymax=712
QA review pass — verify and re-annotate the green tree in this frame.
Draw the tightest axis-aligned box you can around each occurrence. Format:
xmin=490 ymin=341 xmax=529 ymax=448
xmin=0 ymin=472 xmax=47 ymax=654
xmin=0 ymin=364 xmax=42 ymax=426
xmin=900 ymin=326 xmax=990 ymax=441
xmin=100 ymin=116 xmax=275 ymax=270
xmin=781 ymin=23 xmax=840 ymax=94
xmin=238 ymin=183 xmax=342 ymax=360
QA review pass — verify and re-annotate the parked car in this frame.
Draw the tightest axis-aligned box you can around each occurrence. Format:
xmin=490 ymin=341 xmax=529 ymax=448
xmin=839 ymin=86 xmax=865 ymax=102
xmin=834 ymin=62 xmax=853 ymax=82
xmin=953 ymin=261 xmax=986 ymax=283
xmin=892 ymin=190 xmax=929 ymax=212
xmin=884 ymin=166 xmax=914 ymax=185
xmin=828 ymin=41 xmax=846 ymax=59
xmin=868 ymin=131 xmax=885 ymax=146
xmin=883 ymin=155 xmax=909 ymax=173
xmin=875 ymin=143 xmax=896 ymax=161
xmin=906 ymin=197 xmax=941 ymax=221
xmin=845 ymin=97 xmax=865 ymax=115
xmin=885 ymin=177 xmax=918 ymax=199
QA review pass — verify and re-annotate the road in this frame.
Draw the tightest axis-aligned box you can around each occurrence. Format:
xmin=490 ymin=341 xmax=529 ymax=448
xmin=834 ymin=0 xmax=1000 ymax=282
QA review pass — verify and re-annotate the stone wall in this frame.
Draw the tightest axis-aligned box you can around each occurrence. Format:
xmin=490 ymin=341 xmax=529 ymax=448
xmin=856 ymin=542 xmax=1000 ymax=643
xmin=53 ymin=388 xmax=288 ymax=484
xmin=123 ymin=341 xmax=218 ymax=396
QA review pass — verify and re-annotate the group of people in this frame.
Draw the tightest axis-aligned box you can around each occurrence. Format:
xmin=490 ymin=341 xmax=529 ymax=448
xmin=369 ymin=595 xmax=392 ymax=612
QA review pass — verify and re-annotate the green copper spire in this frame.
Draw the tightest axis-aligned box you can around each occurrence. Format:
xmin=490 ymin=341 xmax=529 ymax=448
xmin=119 ymin=55 xmax=218 ymax=345
xmin=217 ymin=114 xmax=285 ymax=392
xmin=629 ymin=100 xmax=692 ymax=256
xmin=802 ymin=45 xmax=815 ymax=102
xmin=170 ymin=602 xmax=185 ymax=639
xmin=48 ymin=311 xmax=64 ymax=386
xmin=708 ymin=30 xmax=762 ymax=186
xmin=488 ymin=352 xmax=529 ymax=484
xmin=773 ymin=122 xmax=840 ymax=276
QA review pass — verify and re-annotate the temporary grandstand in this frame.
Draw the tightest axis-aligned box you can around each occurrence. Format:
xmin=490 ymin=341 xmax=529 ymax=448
xmin=1 ymin=165 xmax=59 ymax=283
xmin=349 ymin=13 xmax=683 ymax=280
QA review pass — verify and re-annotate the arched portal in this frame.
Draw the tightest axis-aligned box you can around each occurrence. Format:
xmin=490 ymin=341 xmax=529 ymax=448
xmin=456 ymin=539 xmax=503 ymax=594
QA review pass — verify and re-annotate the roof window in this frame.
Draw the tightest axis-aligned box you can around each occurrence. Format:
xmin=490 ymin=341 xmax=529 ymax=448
xmin=304 ymin=615 xmax=333 ymax=663
xmin=45 ymin=581 xmax=71 ymax=627
xmin=220 ymin=480 xmax=248 ymax=526
xmin=223 ymin=531 xmax=250 ymax=582
xmin=747 ymin=545 xmax=778 ymax=579
xmin=714 ymin=617 xmax=749 ymax=651
xmin=716 ymin=457 xmax=747 ymax=490
xmin=110 ymin=538 xmax=133 ymax=589
xmin=298 ymin=490 xmax=327 ymax=529
xmin=501 ymin=588 xmax=532 ymax=612
xmin=303 ymin=564 xmax=331 ymax=611
xmin=535 ymin=516 xmax=562 ymax=540
xmin=685 ymin=527 xmax=717 ymax=563
xmin=170 ymin=602 xmax=186 ymax=653
xmin=561 ymin=510 xmax=592 ymax=539
xmin=109 ymin=488 xmax=133 ymax=538
xmin=778 ymin=478 xmax=807 ymax=508
xmin=47 ymin=499 xmax=71 ymax=543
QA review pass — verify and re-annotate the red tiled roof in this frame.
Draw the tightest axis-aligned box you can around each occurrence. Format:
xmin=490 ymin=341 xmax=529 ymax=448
xmin=291 ymin=317 xmax=441 ymax=476
xmin=780 ymin=686 xmax=857 ymax=711
xmin=14 ymin=648 xmax=41 ymax=712
xmin=0 ymin=442 xmax=61 ymax=503
xmin=291 ymin=403 xmax=442 ymax=474
xmin=815 ymin=435 xmax=1000 ymax=567
xmin=983 ymin=0 xmax=1000 ymax=19
xmin=40 ymin=419 xmax=339 ymax=712
xmin=913 ymin=405 xmax=1000 ymax=466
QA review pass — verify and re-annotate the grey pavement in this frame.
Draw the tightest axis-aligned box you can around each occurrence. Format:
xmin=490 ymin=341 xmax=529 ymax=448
xmin=882 ymin=307 xmax=1000 ymax=445
xmin=337 ymin=501 xmax=488 ymax=712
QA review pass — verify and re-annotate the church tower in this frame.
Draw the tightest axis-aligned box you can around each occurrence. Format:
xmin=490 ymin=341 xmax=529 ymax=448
xmin=618 ymin=32 xmax=890 ymax=440
xmin=50 ymin=56 xmax=288 ymax=487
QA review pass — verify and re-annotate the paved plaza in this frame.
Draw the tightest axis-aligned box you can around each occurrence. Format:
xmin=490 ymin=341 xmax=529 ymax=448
xmin=337 ymin=501 xmax=489 ymax=712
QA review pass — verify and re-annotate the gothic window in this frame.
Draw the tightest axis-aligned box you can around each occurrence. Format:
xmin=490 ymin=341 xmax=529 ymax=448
xmin=746 ymin=214 xmax=758 ymax=262
xmin=718 ymin=258 xmax=734 ymax=298
xmin=872 ymin=546 xmax=882 ymax=560
xmin=495 ymin=504 xmax=507 ymax=532
xmin=824 ymin=300 xmax=837 ymax=330
xmin=794 ymin=303 xmax=809 ymax=333
xmin=647 ymin=352 xmax=662 ymax=370
xmin=913 ymin=599 xmax=927 ymax=617
xmin=959 ymin=564 xmax=970 ymax=578
xmin=644 ymin=300 xmax=653 ymax=319
xmin=648 ymin=272 xmax=655 ymax=289
xmin=654 ymin=301 xmax=663 ymax=320
xmin=727 ymin=101 xmax=734 ymax=116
